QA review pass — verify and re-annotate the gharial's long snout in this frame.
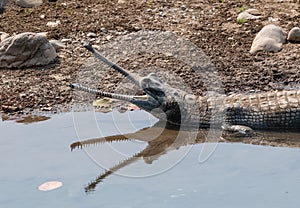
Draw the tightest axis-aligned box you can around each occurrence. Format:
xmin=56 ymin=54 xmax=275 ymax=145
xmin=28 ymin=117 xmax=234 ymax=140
xmin=82 ymin=42 xmax=142 ymax=87
xmin=70 ymin=42 xmax=163 ymax=110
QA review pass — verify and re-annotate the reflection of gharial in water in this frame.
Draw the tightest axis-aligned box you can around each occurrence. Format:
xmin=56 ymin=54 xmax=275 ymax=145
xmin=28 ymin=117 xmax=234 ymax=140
xmin=71 ymin=122 xmax=300 ymax=193
xmin=71 ymin=43 xmax=300 ymax=133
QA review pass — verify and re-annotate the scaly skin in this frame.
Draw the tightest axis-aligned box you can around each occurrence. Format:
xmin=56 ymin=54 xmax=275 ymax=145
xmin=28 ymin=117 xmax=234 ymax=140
xmin=70 ymin=42 xmax=300 ymax=131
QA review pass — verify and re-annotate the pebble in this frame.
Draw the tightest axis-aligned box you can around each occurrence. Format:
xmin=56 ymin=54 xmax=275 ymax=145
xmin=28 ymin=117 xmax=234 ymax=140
xmin=100 ymin=27 xmax=108 ymax=33
xmin=287 ymin=27 xmax=300 ymax=43
xmin=106 ymin=35 xmax=113 ymax=41
xmin=87 ymin=32 xmax=97 ymax=38
xmin=0 ymin=32 xmax=57 ymax=68
xmin=46 ymin=20 xmax=61 ymax=27
xmin=61 ymin=38 xmax=72 ymax=43
xmin=15 ymin=0 xmax=43 ymax=8
xmin=237 ymin=9 xmax=261 ymax=21
xmin=0 ymin=32 xmax=9 ymax=42
xmin=250 ymin=24 xmax=286 ymax=54
xmin=268 ymin=17 xmax=280 ymax=22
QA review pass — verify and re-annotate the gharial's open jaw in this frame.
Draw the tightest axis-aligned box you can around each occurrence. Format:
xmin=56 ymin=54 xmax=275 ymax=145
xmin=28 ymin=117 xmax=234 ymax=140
xmin=82 ymin=41 xmax=142 ymax=88
xmin=70 ymin=42 xmax=165 ymax=111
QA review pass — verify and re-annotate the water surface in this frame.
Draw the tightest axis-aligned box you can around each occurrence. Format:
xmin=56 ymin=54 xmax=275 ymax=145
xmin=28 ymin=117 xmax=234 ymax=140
xmin=1 ymin=111 xmax=300 ymax=208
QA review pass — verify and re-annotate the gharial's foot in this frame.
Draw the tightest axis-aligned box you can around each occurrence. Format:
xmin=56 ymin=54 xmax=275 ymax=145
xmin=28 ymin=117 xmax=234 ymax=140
xmin=221 ymin=124 xmax=255 ymax=137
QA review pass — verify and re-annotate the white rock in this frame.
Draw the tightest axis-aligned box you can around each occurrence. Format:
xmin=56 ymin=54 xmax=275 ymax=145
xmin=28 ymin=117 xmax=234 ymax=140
xmin=106 ymin=35 xmax=113 ymax=41
xmin=287 ymin=27 xmax=300 ymax=42
xmin=0 ymin=32 xmax=57 ymax=68
xmin=61 ymin=38 xmax=72 ymax=43
xmin=250 ymin=24 xmax=286 ymax=54
xmin=87 ymin=32 xmax=97 ymax=38
xmin=118 ymin=0 xmax=126 ymax=3
xmin=237 ymin=11 xmax=261 ymax=21
xmin=46 ymin=20 xmax=61 ymax=27
xmin=15 ymin=0 xmax=43 ymax=8
xmin=0 ymin=32 xmax=9 ymax=42
xmin=268 ymin=17 xmax=280 ymax=22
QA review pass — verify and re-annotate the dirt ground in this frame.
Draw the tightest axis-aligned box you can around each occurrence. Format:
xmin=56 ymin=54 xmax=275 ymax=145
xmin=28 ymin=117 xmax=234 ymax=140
xmin=0 ymin=0 xmax=299 ymax=114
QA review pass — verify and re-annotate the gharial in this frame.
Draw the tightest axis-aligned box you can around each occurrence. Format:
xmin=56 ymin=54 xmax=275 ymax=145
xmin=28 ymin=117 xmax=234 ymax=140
xmin=70 ymin=42 xmax=300 ymax=133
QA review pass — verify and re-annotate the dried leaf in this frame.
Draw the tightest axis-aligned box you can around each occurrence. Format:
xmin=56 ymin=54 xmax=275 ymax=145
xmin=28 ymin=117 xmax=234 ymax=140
xmin=92 ymin=98 xmax=112 ymax=107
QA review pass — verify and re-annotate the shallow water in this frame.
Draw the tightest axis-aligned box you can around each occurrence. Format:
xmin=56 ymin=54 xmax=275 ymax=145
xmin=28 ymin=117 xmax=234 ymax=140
xmin=1 ymin=111 xmax=300 ymax=208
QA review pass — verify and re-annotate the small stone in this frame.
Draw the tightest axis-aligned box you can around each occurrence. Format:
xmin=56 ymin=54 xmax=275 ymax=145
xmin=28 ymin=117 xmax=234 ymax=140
xmin=87 ymin=32 xmax=97 ymax=38
xmin=0 ymin=32 xmax=9 ymax=42
xmin=287 ymin=27 xmax=300 ymax=43
xmin=164 ymin=52 xmax=173 ymax=57
xmin=268 ymin=17 xmax=280 ymax=22
xmin=41 ymin=107 xmax=53 ymax=111
xmin=46 ymin=20 xmax=61 ymax=27
xmin=250 ymin=24 xmax=286 ymax=54
xmin=237 ymin=10 xmax=261 ymax=21
xmin=106 ymin=35 xmax=113 ymax=41
xmin=40 ymin=14 xmax=45 ymax=19
xmin=61 ymin=38 xmax=72 ymax=43
xmin=100 ymin=27 xmax=108 ymax=33
xmin=117 ymin=0 xmax=126 ymax=3
xmin=19 ymin=93 xmax=26 ymax=98
xmin=16 ymin=0 xmax=43 ymax=8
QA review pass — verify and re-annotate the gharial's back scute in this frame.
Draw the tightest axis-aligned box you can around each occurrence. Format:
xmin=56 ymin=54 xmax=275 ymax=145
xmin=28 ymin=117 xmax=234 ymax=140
xmin=223 ymin=90 xmax=300 ymax=130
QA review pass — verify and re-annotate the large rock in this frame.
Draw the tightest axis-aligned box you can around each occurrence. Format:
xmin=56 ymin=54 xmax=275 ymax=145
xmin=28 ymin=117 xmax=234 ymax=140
xmin=0 ymin=32 xmax=57 ymax=68
xmin=287 ymin=27 xmax=300 ymax=43
xmin=15 ymin=0 xmax=43 ymax=8
xmin=250 ymin=24 xmax=286 ymax=54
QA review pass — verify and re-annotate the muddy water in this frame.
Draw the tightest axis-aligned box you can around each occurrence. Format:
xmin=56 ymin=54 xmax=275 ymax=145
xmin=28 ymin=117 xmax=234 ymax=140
xmin=1 ymin=111 xmax=300 ymax=208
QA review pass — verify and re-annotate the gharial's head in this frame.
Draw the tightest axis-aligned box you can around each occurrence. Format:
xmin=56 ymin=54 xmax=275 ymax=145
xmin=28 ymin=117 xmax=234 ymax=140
xmin=70 ymin=42 xmax=195 ymax=125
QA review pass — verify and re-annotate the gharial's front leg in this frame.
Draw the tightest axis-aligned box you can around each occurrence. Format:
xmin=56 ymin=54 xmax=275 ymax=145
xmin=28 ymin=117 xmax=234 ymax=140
xmin=221 ymin=124 xmax=255 ymax=137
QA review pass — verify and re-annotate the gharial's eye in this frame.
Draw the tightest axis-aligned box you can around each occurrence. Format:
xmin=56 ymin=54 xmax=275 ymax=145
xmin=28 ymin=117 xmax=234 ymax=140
xmin=154 ymin=82 xmax=162 ymax=87
xmin=143 ymin=78 xmax=151 ymax=83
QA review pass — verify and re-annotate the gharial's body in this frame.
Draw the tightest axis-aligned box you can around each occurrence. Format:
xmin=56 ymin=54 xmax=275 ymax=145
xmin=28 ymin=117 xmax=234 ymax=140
xmin=188 ymin=90 xmax=300 ymax=130
xmin=70 ymin=43 xmax=300 ymax=131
